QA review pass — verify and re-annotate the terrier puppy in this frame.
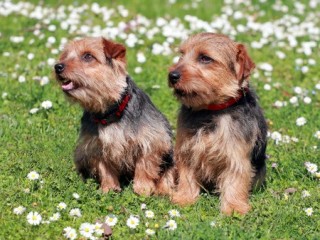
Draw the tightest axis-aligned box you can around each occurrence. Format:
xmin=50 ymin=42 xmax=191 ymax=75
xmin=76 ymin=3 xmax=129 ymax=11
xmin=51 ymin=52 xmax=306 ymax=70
xmin=54 ymin=37 xmax=174 ymax=196
xmin=168 ymin=33 xmax=267 ymax=215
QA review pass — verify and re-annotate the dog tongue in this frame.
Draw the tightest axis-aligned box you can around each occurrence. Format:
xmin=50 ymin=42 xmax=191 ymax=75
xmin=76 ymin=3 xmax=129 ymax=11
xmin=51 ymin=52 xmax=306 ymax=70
xmin=62 ymin=81 xmax=74 ymax=91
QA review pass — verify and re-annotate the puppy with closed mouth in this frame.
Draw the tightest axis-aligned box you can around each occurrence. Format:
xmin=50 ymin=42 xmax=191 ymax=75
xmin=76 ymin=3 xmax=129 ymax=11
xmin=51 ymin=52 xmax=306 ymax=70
xmin=168 ymin=33 xmax=267 ymax=215
xmin=55 ymin=37 xmax=174 ymax=196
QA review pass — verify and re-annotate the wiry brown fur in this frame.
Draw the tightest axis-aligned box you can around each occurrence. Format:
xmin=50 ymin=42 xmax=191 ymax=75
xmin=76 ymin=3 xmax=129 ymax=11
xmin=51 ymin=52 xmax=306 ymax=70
xmin=168 ymin=33 xmax=267 ymax=215
xmin=57 ymin=38 xmax=127 ymax=113
xmin=169 ymin=33 xmax=254 ymax=109
xmin=55 ymin=37 xmax=174 ymax=196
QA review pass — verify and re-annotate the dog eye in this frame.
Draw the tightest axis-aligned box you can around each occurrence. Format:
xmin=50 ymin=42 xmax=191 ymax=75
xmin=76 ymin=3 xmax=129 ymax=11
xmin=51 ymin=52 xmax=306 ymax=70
xmin=199 ymin=55 xmax=213 ymax=64
xmin=82 ymin=53 xmax=94 ymax=62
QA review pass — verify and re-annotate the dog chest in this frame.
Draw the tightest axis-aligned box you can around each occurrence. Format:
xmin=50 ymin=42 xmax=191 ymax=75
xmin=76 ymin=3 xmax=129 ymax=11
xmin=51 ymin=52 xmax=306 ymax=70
xmin=97 ymin=125 xmax=136 ymax=165
xmin=177 ymin=114 xmax=256 ymax=180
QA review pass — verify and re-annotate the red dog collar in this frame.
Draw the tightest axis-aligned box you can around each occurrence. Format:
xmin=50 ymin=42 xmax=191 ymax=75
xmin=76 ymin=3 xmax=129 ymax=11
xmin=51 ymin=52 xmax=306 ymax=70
xmin=207 ymin=87 xmax=249 ymax=111
xmin=92 ymin=93 xmax=131 ymax=125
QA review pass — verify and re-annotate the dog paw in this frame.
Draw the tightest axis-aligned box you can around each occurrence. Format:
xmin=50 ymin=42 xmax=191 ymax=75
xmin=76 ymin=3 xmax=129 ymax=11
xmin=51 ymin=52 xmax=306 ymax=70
xmin=221 ymin=203 xmax=251 ymax=215
xmin=101 ymin=185 xmax=121 ymax=193
xmin=171 ymin=193 xmax=198 ymax=206
xmin=155 ymin=178 xmax=175 ymax=196
xmin=133 ymin=181 xmax=155 ymax=196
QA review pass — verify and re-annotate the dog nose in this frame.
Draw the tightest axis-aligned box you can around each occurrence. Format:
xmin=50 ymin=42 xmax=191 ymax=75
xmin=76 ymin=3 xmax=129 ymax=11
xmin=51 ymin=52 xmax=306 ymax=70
xmin=54 ymin=63 xmax=65 ymax=74
xmin=168 ymin=71 xmax=181 ymax=85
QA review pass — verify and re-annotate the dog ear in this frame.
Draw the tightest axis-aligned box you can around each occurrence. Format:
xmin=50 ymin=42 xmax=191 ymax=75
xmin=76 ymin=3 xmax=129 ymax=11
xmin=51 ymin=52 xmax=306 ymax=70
xmin=102 ymin=38 xmax=126 ymax=62
xmin=236 ymin=44 xmax=255 ymax=81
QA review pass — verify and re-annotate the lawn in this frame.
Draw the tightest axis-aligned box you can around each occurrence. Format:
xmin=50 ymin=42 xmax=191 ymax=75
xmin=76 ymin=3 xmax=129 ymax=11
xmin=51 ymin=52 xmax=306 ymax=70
xmin=0 ymin=0 xmax=319 ymax=239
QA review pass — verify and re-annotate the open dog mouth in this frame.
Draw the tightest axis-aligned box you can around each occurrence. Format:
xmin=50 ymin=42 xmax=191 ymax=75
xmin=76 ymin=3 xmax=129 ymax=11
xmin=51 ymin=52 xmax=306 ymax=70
xmin=61 ymin=80 xmax=75 ymax=91
xmin=57 ymin=76 xmax=77 ymax=92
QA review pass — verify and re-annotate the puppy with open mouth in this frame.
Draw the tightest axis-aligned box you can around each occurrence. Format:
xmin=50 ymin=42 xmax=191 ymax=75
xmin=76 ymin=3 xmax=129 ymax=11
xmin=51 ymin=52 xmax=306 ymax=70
xmin=55 ymin=37 xmax=174 ymax=196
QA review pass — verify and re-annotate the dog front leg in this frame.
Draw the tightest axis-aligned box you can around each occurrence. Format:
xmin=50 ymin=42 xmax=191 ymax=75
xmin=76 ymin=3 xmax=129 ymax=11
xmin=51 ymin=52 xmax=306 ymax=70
xmin=133 ymin=155 xmax=158 ymax=196
xmin=98 ymin=162 xmax=121 ymax=193
xmin=155 ymin=166 xmax=175 ymax=196
xmin=219 ymin=164 xmax=252 ymax=215
xmin=172 ymin=162 xmax=200 ymax=206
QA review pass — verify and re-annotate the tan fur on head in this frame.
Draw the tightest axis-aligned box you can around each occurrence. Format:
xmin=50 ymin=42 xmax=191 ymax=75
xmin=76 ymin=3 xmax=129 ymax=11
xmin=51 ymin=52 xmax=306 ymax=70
xmin=56 ymin=37 xmax=128 ymax=113
xmin=169 ymin=33 xmax=255 ymax=108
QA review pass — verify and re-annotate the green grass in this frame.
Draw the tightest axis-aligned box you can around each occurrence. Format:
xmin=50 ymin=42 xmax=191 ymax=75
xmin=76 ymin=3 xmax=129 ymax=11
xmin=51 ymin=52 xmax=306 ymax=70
xmin=1 ymin=0 xmax=320 ymax=239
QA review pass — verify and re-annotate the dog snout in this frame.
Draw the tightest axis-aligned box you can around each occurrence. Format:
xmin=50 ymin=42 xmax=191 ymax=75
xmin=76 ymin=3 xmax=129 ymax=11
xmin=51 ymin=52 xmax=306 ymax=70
xmin=54 ymin=63 xmax=65 ymax=74
xmin=168 ymin=71 xmax=181 ymax=85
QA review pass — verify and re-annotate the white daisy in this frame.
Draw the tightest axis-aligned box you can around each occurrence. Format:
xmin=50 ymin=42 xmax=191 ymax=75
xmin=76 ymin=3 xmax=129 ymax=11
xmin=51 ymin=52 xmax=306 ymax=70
xmin=57 ymin=202 xmax=67 ymax=211
xmin=40 ymin=76 xmax=49 ymax=86
xmin=134 ymin=66 xmax=142 ymax=74
xmin=27 ymin=171 xmax=40 ymax=180
xmin=274 ymin=100 xmax=285 ymax=108
xmin=289 ymin=96 xmax=298 ymax=105
xmin=72 ymin=193 xmax=80 ymax=199
xmin=126 ymin=215 xmax=140 ymax=229
xmin=49 ymin=212 xmax=60 ymax=221
xmin=18 ymin=75 xmax=26 ymax=83
xmin=210 ymin=221 xmax=217 ymax=227
xmin=48 ymin=25 xmax=56 ymax=32
xmin=295 ymin=59 xmax=303 ymax=65
xmin=173 ymin=56 xmax=179 ymax=63
xmin=69 ymin=208 xmax=82 ymax=218
xmin=168 ymin=209 xmax=181 ymax=218
xmin=47 ymin=58 xmax=55 ymax=66
xmin=47 ymin=36 xmax=56 ymax=44
xmin=13 ymin=206 xmax=26 ymax=215
xmin=303 ymin=97 xmax=312 ymax=104
xmin=145 ymin=228 xmax=155 ymax=235
xmin=270 ymin=131 xmax=282 ymax=144
xmin=2 ymin=92 xmax=8 ymax=99
xmin=301 ymin=190 xmax=311 ymax=198
xmin=305 ymin=162 xmax=318 ymax=174
xmin=314 ymin=131 xmax=320 ymax=139
xmin=27 ymin=211 xmax=42 ymax=225
xmin=63 ymin=227 xmax=77 ymax=240
xmin=165 ymin=219 xmax=177 ymax=230
xmin=105 ymin=214 xmax=118 ymax=227
xmin=305 ymin=208 xmax=313 ymax=216
xmin=93 ymin=222 xmax=104 ymax=235
xmin=24 ymin=188 xmax=30 ymax=194
xmin=293 ymin=86 xmax=302 ymax=94
xmin=263 ymin=84 xmax=271 ymax=90
xmin=296 ymin=117 xmax=307 ymax=126
xmin=301 ymin=66 xmax=309 ymax=73
xmin=10 ymin=36 xmax=24 ymax=43
xmin=27 ymin=53 xmax=34 ymax=60
xmin=145 ymin=210 xmax=155 ymax=219
xmin=140 ymin=203 xmax=147 ymax=210
xmin=79 ymin=222 xmax=94 ymax=238
xmin=258 ymin=62 xmax=273 ymax=72
xmin=41 ymin=100 xmax=53 ymax=109
xmin=137 ymin=52 xmax=146 ymax=63
xmin=275 ymin=51 xmax=286 ymax=59
xmin=29 ymin=108 xmax=39 ymax=114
